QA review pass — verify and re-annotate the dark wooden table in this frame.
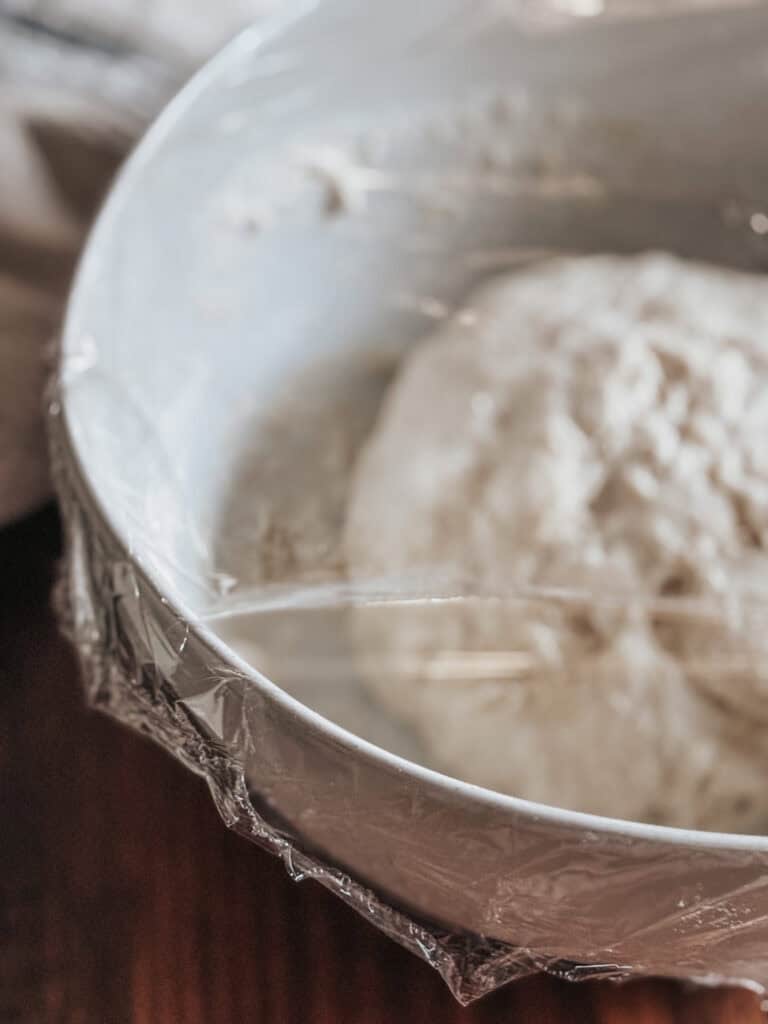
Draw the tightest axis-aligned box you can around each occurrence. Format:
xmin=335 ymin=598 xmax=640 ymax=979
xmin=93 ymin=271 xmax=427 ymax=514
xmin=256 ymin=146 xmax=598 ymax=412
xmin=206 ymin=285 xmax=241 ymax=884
xmin=1 ymin=507 xmax=765 ymax=1023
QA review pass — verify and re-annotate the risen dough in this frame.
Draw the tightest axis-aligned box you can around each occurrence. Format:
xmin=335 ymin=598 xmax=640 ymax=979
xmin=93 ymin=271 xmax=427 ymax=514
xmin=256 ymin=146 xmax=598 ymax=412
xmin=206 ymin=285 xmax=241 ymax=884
xmin=345 ymin=253 xmax=768 ymax=831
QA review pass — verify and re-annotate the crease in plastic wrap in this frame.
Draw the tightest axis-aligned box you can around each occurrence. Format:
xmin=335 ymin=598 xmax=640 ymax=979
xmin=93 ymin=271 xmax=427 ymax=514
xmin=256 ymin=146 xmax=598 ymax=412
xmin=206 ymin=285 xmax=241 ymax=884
xmin=48 ymin=0 xmax=768 ymax=1005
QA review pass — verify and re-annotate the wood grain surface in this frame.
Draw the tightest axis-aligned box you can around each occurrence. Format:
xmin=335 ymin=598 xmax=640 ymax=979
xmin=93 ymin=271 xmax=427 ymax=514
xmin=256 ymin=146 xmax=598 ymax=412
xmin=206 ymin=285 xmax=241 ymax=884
xmin=0 ymin=506 xmax=765 ymax=1024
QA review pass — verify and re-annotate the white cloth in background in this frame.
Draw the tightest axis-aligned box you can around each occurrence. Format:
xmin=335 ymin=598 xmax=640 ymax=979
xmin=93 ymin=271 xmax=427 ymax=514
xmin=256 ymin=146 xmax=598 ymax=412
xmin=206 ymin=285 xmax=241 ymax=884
xmin=3 ymin=0 xmax=278 ymax=64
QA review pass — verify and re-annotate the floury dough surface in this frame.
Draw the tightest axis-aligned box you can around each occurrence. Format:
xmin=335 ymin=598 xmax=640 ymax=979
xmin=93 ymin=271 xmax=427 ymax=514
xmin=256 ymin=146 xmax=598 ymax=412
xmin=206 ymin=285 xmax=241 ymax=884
xmin=345 ymin=253 xmax=768 ymax=832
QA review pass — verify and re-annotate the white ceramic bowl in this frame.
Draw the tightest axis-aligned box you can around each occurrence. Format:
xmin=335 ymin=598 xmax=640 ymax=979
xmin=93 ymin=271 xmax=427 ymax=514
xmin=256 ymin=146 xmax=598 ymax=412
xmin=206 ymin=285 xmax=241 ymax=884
xmin=56 ymin=0 xmax=768 ymax=994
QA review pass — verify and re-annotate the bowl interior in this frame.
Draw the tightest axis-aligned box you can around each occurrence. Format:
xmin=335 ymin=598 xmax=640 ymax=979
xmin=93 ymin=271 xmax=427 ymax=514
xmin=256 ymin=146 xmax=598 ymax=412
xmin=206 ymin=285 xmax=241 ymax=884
xmin=61 ymin=0 xmax=768 ymax=777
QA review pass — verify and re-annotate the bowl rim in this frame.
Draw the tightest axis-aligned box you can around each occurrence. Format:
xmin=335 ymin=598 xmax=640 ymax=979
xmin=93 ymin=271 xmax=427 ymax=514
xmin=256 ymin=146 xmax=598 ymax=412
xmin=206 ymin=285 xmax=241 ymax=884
xmin=57 ymin=4 xmax=768 ymax=856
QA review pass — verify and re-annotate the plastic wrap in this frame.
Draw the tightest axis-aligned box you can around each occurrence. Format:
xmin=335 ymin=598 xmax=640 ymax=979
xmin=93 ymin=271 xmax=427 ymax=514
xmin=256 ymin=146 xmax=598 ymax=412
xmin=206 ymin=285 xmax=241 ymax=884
xmin=50 ymin=0 xmax=768 ymax=1005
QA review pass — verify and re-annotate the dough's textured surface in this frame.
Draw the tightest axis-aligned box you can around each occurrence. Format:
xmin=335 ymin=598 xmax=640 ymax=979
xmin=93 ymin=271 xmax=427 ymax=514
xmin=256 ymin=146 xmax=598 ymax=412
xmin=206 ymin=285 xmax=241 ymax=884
xmin=345 ymin=253 xmax=768 ymax=831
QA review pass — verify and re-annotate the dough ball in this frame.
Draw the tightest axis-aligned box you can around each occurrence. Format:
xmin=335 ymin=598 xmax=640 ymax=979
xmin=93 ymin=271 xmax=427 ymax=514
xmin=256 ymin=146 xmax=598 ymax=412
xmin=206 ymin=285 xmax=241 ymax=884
xmin=345 ymin=253 xmax=768 ymax=829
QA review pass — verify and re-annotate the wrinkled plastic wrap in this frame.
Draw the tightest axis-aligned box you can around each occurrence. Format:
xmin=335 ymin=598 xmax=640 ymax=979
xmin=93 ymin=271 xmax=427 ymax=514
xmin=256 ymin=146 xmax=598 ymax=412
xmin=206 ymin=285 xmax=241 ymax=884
xmin=50 ymin=0 xmax=768 ymax=1005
